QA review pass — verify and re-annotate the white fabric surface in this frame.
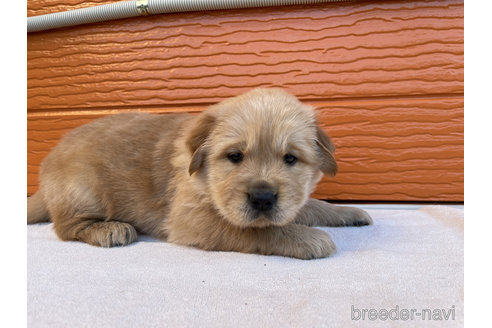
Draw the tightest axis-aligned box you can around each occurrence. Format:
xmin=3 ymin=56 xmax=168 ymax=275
xmin=27 ymin=206 xmax=463 ymax=327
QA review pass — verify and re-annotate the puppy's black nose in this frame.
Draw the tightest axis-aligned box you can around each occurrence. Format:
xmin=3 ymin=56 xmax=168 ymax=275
xmin=248 ymin=188 xmax=278 ymax=212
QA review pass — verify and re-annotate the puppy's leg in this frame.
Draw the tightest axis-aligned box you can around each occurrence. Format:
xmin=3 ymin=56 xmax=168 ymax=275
xmin=44 ymin=179 xmax=139 ymax=247
xmin=294 ymin=199 xmax=373 ymax=227
xmin=250 ymin=224 xmax=337 ymax=259
xmin=52 ymin=212 xmax=138 ymax=247
xmin=167 ymin=217 xmax=336 ymax=260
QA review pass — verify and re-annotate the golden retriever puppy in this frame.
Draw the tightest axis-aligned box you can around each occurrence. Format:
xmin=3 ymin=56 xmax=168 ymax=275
xmin=27 ymin=88 xmax=372 ymax=259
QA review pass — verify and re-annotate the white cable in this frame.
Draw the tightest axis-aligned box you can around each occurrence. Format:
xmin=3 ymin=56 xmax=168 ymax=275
xmin=28 ymin=0 xmax=349 ymax=33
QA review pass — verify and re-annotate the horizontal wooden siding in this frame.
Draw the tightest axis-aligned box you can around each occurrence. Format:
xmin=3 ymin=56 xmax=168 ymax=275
xmin=27 ymin=0 xmax=464 ymax=201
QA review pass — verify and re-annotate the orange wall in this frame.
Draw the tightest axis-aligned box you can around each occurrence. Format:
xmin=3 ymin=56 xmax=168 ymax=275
xmin=27 ymin=0 xmax=464 ymax=201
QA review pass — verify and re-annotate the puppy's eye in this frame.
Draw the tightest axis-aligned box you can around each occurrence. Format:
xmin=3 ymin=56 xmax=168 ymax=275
xmin=227 ymin=152 xmax=243 ymax=164
xmin=284 ymin=154 xmax=297 ymax=166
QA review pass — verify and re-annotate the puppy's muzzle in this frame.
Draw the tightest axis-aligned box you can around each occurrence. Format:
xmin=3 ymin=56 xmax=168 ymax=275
xmin=247 ymin=184 xmax=278 ymax=212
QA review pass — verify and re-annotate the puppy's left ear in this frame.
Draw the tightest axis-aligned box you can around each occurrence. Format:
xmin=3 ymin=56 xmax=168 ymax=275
xmin=315 ymin=125 xmax=338 ymax=176
xmin=186 ymin=113 xmax=217 ymax=175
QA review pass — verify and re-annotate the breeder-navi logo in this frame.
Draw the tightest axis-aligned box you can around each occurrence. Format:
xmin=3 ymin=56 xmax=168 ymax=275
xmin=351 ymin=305 xmax=456 ymax=321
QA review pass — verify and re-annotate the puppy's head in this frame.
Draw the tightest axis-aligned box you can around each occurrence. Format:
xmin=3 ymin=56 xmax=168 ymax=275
xmin=186 ymin=88 xmax=337 ymax=228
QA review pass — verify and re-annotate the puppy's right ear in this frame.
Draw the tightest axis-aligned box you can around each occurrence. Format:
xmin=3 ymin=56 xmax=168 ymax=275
xmin=186 ymin=113 xmax=217 ymax=175
xmin=315 ymin=125 xmax=338 ymax=176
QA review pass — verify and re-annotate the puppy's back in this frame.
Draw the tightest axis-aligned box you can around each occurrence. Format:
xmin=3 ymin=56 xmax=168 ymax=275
xmin=36 ymin=112 xmax=190 ymax=232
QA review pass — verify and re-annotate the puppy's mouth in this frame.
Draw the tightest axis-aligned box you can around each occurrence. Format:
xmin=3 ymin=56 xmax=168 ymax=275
xmin=249 ymin=208 xmax=277 ymax=221
xmin=241 ymin=204 xmax=282 ymax=227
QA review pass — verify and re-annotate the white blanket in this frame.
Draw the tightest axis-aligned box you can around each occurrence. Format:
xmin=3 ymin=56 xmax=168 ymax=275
xmin=28 ymin=206 xmax=463 ymax=327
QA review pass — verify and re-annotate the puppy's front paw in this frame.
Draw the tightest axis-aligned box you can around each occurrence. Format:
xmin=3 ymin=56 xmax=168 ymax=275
xmin=288 ymin=226 xmax=336 ymax=260
xmin=340 ymin=207 xmax=373 ymax=227
xmin=294 ymin=199 xmax=373 ymax=227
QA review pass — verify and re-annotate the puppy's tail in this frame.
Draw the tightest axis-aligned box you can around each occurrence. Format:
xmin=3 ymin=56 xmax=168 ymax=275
xmin=27 ymin=191 xmax=50 ymax=224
